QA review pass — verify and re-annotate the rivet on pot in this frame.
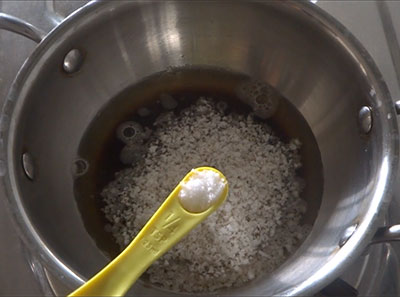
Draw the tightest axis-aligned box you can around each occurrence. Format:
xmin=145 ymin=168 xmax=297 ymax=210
xmin=63 ymin=49 xmax=84 ymax=74
xmin=395 ymin=100 xmax=400 ymax=115
xmin=72 ymin=158 xmax=89 ymax=177
xmin=339 ymin=224 xmax=358 ymax=247
xmin=22 ymin=153 xmax=34 ymax=180
xmin=358 ymin=106 xmax=373 ymax=134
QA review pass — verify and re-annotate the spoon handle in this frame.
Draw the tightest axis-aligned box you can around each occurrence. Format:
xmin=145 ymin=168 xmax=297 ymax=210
xmin=69 ymin=167 xmax=228 ymax=296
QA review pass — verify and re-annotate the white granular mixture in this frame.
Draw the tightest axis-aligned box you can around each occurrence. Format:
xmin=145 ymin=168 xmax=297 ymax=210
xmin=101 ymin=97 xmax=310 ymax=293
xmin=178 ymin=169 xmax=227 ymax=213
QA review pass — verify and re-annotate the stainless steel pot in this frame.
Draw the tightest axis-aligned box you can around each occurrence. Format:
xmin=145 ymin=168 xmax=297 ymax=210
xmin=1 ymin=1 xmax=400 ymax=296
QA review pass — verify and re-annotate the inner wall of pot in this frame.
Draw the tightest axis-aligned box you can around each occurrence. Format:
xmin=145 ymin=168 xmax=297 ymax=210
xmin=8 ymin=1 xmax=390 ymax=295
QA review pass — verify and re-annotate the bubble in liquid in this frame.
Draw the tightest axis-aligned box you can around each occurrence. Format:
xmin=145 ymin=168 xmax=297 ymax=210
xmin=142 ymin=127 xmax=152 ymax=140
xmin=255 ymin=94 xmax=269 ymax=105
xmin=116 ymin=121 xmax=144 ymax=144
xmin=154 ymin=112 xmax=174 ymax=127
xmin=236 ymin=80 xmax=280 ymax=119
xmin=216 ymin=101 xmax=228 ymax=113
xmin=119 ymin=144 xmax=145 ymax=165
xmin=160 ymin=93 xmax=178 ymax=110
xmin=137 ymin=107 xmax=152 ymax=117
xmin=72 ymin=158 xmax=89 ymax=177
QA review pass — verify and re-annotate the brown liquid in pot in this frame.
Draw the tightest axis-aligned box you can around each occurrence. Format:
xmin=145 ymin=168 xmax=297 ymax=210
xmin=74 ymin=66 xmax=323 ymax=259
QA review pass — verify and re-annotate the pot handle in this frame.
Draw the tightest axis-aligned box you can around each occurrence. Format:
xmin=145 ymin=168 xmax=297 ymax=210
xmin=0 ymin=13 xmax=46 ymax=43
xmin=370 ymin=225 xmax=400 ymax=244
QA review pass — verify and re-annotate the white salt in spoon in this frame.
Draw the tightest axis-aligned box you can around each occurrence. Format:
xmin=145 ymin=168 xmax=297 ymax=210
xmin=69 ymin=167 xmax=228 ymax=296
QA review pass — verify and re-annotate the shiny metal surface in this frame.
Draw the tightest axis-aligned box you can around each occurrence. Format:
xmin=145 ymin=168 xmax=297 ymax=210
xmin=339 ymin=224 xmax=358 ymax=247
xmin=0 ymin=13 xmax=45 ymax=43
xmin=358 ymin=106 xmax=373 ymax=134
xmin=377 ymin=1 xmax=400 ymax=91
xmin=395 ymin=101 xmax=400 ymax=115
xmin=21 ymin=152 xmax=34 ymax=180
xmin=63 ymin=49 xmax=84 ymax=74
xmin=0 ymin=1 xmax=400 ymax=296
xmin=372 ymin=225 xmax=400 ymax=244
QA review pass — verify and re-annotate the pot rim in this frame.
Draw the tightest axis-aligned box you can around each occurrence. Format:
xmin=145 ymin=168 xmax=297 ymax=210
xmin=0 ymin=0 xmax=398 ymax=295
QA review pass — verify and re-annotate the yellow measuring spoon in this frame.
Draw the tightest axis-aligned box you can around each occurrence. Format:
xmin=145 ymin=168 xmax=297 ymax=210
xmin=69 ymin=167 xmax=228 ymax=296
